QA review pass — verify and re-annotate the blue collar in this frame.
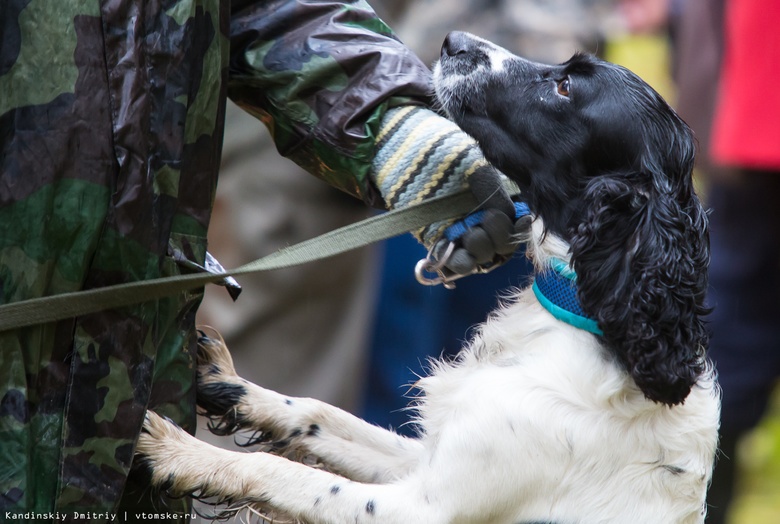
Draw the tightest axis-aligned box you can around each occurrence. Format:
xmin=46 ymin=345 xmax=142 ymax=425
xmin=532 ymin=258 xmax=603 ymax=336
xmin=510 ymin=202 xmax=602 ymax=335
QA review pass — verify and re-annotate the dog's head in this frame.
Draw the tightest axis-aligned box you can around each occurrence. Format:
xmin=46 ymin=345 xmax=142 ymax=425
xmin=434 ymin=32 xmax=710 ymax=406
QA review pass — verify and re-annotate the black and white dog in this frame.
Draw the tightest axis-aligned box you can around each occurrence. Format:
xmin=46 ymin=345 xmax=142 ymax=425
xmin=137 ymin=32 xmax=720 ymax=523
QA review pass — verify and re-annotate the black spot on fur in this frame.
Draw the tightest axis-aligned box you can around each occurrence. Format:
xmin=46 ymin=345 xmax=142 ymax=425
xmin=197 ymin=382 xmax=248 ymax=436
xmin=307 ymin=424 xmax=320 ymax=437
xmin=663 ymin=465 xmax=686 ymax=475
xmin=271 ymin=438 xmax=291 ymax=451
xmin=197 ymin=382 xmax=246 ymax=415
xmin=130 ymin=453 xmax=155 ymax=484
xmin=285 ymin=398 xmax=293 ymax=405
xmin=330 ymin=485 xmax=341 ymax=495
xmin=365 ymin=500 xmax=376 ymax=515
xmin=159 ymin=473 xmax=175 ymax=493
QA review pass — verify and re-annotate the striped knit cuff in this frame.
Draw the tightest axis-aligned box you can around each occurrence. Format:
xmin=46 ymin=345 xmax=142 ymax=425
xmin=370 ymin=106 xmax=491 ymax=247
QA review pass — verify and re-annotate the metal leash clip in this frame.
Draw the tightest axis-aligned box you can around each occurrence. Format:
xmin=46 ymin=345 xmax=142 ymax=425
xmin=415 ymin=241 xmax=504 ymax=289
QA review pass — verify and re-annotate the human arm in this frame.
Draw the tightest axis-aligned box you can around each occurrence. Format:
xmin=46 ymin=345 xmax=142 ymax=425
xmin=228 ymin=0 xmax=522 ymax=272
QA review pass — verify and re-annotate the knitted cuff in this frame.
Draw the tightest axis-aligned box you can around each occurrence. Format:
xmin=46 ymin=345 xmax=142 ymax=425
xmin=369 ymin=106 xmax=492 ymax=247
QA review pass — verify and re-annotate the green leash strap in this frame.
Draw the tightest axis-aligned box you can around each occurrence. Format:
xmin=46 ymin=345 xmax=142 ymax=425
xmin=0 ymin=190 xmax=485 ymax=332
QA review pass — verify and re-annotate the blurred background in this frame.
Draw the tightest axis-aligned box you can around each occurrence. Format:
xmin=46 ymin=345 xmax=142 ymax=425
xmin=198 ymin=1 xmax=780 ymax=522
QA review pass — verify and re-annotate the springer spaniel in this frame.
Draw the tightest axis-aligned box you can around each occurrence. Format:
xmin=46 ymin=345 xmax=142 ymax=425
xmin=136 ymin=32 xmax=720 ymax=523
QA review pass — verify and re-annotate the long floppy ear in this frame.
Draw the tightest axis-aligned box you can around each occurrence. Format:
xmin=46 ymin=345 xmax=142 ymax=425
xmin=569 ymin=173 xmax=710 ymax=405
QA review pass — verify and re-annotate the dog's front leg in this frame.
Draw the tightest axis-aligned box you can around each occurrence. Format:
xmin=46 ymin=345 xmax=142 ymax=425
xmin=137 ymin=412 xmax=446 ymax=524
xmin=196 ymin=334 xmax=424 ymax=482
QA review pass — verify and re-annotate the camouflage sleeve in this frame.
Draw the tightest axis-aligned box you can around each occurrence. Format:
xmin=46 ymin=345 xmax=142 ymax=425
xmin=228 ymin=0 xmax=433 ymax=206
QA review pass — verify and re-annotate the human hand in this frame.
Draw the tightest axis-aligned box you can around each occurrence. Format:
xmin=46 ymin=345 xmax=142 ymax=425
xmin=371 ymin=106 xmax=528 ymax=284
xmin=417 ymin=199 xmax=532 ymax=288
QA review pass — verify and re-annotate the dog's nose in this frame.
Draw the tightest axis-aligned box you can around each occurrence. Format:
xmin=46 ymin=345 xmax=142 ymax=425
xmin=442 ymin=31 xmax=472 ymax=57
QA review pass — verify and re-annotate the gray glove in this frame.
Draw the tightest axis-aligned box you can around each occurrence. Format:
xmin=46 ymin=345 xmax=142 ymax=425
xmin=431 ymin=200 xmax=533 ymax=279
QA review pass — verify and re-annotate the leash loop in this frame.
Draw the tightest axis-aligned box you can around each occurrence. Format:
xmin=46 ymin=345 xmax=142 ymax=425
xmin=414 ymin=241 xmax=505 ymax=289
xmin=415 ymin=242 xmax=458 ymax=289
xmin=415 ymin=200 xmax=530 ymax=289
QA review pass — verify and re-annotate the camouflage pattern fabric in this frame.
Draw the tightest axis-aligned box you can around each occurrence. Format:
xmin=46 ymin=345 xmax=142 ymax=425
xmin=228 ymin=0 xmax=431 ymax=205
xmin=0 ymin=0 xmax=430 ymax=520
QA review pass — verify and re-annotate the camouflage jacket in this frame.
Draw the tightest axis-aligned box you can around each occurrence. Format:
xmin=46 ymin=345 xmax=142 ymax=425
xmin=0 ymin=0 xmax=430 ymax=519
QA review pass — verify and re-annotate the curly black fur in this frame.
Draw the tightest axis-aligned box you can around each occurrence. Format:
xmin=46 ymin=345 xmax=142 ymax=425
xmin=563 ymin=58 xmax=709 ymax=406
xmin=441 ymin=49 xmax=710 ymax=405
xmin=570 ymin=173 xmax=709 ymax=405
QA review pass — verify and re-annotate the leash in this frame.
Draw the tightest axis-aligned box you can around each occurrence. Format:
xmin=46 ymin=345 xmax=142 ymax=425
xmin=0 ymin=189 xmax=493 ymax=333
xmin=0 ymin=181 xmax=601 ymax=336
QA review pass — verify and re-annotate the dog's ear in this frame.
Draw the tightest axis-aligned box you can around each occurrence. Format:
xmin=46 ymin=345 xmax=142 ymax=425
xmin=569 ymin=172 xmax=710 ymax=405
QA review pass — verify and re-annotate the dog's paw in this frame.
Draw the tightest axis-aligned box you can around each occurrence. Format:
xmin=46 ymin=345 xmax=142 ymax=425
xmin=196 ymin=328 xmax=238 ymax=379
xmin=196 ymin=330 xmax=250 ymax=429
xmin=193 ymin=330 xmax=305 ymax=448
xmin=137 ymin=411 xmax=252 ymax=505
xmin=136 ymin=411 xmax=201 ymax=495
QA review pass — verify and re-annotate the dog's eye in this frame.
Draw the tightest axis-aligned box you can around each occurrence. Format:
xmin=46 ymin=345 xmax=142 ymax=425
xmin=556 ymin=78 xmax=571 ymax=97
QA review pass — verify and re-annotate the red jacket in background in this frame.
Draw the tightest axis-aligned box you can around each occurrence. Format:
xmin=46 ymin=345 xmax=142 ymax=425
xmin=711 ymin=0 xmax=780 ymax=170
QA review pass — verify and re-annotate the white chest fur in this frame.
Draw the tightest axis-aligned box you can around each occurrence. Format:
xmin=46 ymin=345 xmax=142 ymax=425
xmin=412 ymin=288 xmax=720 ymax=524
